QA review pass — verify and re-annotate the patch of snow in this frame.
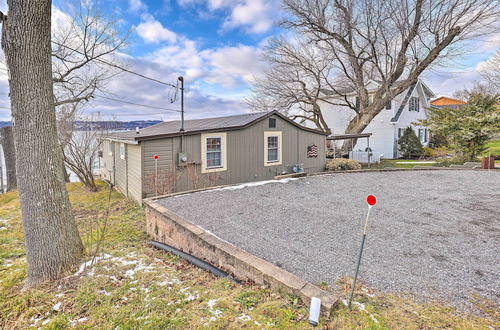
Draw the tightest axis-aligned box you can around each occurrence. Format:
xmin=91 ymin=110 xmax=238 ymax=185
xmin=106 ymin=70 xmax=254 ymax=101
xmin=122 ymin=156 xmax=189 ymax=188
xmin=52 ymin=302 xmax=62 ymax=312
xmin=238 ymin=314 xmax=251 ymax=321
xmin=99 ymin=289 xmax=111 ymax=296
xmin=73 ymin=254 xmax=112 ymax=276
xmin=69 ymin=317 xmax=88 ymax=326
xmin=42 ymin=319 xmax=51 ymax=325
xmin=217 ymin=178 xmax=299 ymax=191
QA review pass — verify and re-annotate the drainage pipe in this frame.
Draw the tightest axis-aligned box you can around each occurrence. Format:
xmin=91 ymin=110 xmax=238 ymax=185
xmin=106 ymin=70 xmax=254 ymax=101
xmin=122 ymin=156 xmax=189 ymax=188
xmin=148 ymin=240 xmax=240 ymax=283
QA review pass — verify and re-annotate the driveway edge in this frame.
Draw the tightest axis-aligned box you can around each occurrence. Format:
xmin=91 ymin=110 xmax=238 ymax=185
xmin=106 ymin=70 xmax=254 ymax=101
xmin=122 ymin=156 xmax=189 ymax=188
xmin=144 ymin=199 xmax=339 ymax=313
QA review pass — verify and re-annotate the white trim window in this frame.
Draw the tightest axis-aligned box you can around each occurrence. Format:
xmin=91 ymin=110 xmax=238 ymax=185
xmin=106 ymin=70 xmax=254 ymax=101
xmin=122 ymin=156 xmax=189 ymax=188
xmin=418 ymin=128 xmax=428 ymax=143
xmin=201 ymin=132 xmax=227 ymax=173
xmin=398 ymin=128 xmax=405 ymax=138
xmin=264 ymin=131 xmax=282 ymax=166
xmin=409 ymin=96 xmax=420 ymax=112
xmin=119 ymin=143 xmax=125 ymax=160
xmin=206 ymin=137 xmax=222 ymax=168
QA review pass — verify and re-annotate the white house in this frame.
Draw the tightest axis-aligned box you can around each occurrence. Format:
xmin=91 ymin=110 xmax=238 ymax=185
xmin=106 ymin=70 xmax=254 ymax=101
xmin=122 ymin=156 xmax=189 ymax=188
xmin=319 ymin=79 xmax=435 ymax=159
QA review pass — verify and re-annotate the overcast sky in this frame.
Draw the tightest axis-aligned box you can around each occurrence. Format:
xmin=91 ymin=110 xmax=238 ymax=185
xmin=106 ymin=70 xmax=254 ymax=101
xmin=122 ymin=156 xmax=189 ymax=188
xmin=0 ymin=0 xmax=498 ymax=122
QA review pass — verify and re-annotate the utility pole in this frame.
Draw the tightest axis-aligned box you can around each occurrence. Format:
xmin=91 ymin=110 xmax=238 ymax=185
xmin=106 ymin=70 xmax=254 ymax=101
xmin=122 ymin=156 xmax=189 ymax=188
xmin=179 ymin=76 xmax=184 ymax=132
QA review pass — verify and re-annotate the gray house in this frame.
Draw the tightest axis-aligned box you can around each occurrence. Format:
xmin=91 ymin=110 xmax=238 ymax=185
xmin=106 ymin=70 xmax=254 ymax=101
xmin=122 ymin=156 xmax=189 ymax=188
xmin=100 ymin=111 xmax=326 ymax=202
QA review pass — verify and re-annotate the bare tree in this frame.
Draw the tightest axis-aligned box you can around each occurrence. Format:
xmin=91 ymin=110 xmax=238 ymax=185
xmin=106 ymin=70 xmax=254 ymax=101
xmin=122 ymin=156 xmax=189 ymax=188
xmin=57 ymin=107 xmax=110 ymax=192
xmin=0 ymin=1 xmax=128 ymax=190
xmin=51 ymin=2 xmax=127 ymax=108
xmin=248 ymin=37 xmax=340 ymax=134
xmin=1 ymin=1 xmax=84 ymax=287
xmin=478 ymin=50 xmax=500 ymax=89
xmin=281 ymin=0 xmax=499 ymax=147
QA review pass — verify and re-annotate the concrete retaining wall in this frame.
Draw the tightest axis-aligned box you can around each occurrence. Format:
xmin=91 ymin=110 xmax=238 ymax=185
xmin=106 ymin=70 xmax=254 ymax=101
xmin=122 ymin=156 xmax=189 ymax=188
xmin=144 ymin=199 xmax=338 ymax=312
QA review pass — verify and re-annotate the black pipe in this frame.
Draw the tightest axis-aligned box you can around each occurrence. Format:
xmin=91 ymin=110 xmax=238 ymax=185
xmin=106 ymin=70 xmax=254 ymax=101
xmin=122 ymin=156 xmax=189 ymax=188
xmin=148 ymin=240 xmax=240 ymax=283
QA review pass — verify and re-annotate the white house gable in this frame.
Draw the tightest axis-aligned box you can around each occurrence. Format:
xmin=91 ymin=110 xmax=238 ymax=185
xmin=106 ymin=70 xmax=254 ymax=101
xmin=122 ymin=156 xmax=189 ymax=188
xmin=318 ymin=79 xmax=435 ymax=159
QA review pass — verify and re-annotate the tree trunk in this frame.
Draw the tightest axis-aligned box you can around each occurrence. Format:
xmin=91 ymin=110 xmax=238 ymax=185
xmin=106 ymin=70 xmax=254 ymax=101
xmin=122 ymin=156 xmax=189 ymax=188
xmin=1 ymin=0 xmax=84 ymax=287
xmin=0 ymin=126 xmax=17 ymax=191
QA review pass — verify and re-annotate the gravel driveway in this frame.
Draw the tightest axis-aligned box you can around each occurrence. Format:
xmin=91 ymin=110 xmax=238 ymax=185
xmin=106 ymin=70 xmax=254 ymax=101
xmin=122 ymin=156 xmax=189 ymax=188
xmin=158 ymin=170 xmax=500 ymax=310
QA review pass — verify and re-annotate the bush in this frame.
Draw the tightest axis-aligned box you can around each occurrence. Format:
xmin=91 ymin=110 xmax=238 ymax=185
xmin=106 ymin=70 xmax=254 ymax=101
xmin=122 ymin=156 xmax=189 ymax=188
xmin=326 ymin=158 xmax=362 ymax=171
xmin=422 ymin=146 xmax=449 ymax=159
xmin=398 ymin=127 xmax=423 ymax=158
xmin=422 ymin=147 xmax=434 ymax=158
xmin=434 ymin=155 xmax=470 ymax=167
xmin=429 ymin=134 xmax=448 ymax=148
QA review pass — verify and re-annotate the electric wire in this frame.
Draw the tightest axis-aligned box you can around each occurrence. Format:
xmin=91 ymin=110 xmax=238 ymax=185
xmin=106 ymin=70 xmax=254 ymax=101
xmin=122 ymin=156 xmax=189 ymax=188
xmin=94 ymin=95 xmax=180 ymax=112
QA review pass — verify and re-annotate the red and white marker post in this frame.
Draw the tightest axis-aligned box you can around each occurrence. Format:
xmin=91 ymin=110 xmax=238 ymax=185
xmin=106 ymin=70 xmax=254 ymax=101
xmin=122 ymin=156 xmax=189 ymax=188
xmin=154 ymin=154 xmax=159 ymax=199
xmin=348 ymin=194 xmax=377 ymax=309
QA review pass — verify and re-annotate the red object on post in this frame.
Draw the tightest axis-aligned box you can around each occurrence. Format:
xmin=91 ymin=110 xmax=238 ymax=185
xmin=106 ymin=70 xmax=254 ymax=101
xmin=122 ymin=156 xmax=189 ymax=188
xmin=154 ymin=154 xmax=159 ymax=160
xmin=366 ymin=195 xmax=377 ymax=206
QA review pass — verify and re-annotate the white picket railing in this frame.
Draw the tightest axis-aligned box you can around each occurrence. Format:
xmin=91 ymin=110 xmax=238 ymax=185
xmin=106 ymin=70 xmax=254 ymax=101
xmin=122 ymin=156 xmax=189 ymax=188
xmin=349 ymin=151 xmax=381 ymax=164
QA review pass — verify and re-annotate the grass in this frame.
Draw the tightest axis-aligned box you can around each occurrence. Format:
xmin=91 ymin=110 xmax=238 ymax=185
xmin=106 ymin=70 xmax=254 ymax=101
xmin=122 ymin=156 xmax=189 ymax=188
xmin=484 ymin=139 xmax=500 ymax=157
xmin=1 ymin=181 xmax=499 ymax=329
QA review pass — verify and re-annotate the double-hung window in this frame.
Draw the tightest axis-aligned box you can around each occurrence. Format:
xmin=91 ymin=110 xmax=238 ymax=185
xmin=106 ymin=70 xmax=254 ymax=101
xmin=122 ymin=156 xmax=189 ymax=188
xmin=201 ymin=133 xmax=227 ymax=173
xmin=119 ymin=143 xmax=125 ymax=160
xmin=409 ymin=97 xmax=419 ymax=112
xmin=264 ymin=131 xmax=282 ymax=166
xmin=418 ymin=128 xmax=427 ymax=143
xmin=267 ymin=136 xmax=279 ymax=162
xmin=206 ymin=137 xmax=222 ymax=168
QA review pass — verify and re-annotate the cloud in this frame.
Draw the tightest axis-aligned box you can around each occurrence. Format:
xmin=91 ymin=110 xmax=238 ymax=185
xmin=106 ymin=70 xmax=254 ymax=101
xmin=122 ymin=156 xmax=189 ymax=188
xmin=201 ymin=45 xmax=265 ymax=88
xmin=128 ymin=0 xmax=147 ymax=12
xmin=222 ymin=0 xmax=275 ymax=34
xmin=136 ymin=15 xmax=177 ymax=44
xmin=179 ymin=0 xmax=279 ymax=34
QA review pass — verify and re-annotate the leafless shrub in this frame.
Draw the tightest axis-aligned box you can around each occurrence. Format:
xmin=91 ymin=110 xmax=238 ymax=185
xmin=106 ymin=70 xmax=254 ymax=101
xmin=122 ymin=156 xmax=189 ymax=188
xmin=144 ymin=164 xmax=181 ymax=196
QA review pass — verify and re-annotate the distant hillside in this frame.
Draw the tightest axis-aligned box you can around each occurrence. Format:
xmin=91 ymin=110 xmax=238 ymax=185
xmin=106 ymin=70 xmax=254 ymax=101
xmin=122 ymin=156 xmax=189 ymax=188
xmin=0 ymin=120 xmax=162 ymax=130
xmin=73 ymin=120 xmax=162 ymax=131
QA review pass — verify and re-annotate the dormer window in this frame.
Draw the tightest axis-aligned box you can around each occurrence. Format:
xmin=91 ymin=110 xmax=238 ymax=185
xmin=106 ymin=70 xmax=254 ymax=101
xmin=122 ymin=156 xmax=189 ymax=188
xmin=409 ymin=97 xmax=420 ymax=112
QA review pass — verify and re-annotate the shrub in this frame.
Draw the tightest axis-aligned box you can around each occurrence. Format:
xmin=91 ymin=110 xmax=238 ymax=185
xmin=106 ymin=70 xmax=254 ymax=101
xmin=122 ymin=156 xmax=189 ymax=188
xmin=398 ymin=127 xmax=423 ymax=158
xmin=429 ymin=134 xmax=449 ymax=148
xmin=326 ymin=158 xmax=362 ymax=171
xmin=422 ymin=147 xmax=434 ymax=158
xmin=435 ymin=155 xmax=470 ymax=167
xmin=422 ymin=146 xmax=449 ymax=159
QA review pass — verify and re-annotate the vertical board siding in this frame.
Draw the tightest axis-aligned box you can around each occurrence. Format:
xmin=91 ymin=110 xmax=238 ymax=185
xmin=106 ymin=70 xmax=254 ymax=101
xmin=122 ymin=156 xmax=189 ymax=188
xmin=126 ymin=144 xmax=142 ymax=202
xmin=114 ymin=142 xmax=127 ymax=195
xmin=100 ymin=140 xmax=113 ymax=181
xmin=134 ymin=115 xmax=326 ymax=201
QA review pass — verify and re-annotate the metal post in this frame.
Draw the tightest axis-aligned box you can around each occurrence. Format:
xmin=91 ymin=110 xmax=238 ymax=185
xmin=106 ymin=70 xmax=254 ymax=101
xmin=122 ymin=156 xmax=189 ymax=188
xmin=348 ymin=206 xmax=372 ymax=309
xmin=367 ymin=136 xmax=371 ymax=168
xmin=179 ymin=76 xmax=184 ymax=132
xmin=155 ymin=158 xmax=158 ymax=199
xmin=333 ymin=141 xmax=336 ymax=159
xmin=0 ymin=148 xmax=4 ymax=194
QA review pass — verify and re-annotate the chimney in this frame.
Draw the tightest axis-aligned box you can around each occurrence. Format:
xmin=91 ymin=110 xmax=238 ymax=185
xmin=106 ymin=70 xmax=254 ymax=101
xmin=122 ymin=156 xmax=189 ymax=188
xmin=136 ymin=126 xmax=140 ymax=134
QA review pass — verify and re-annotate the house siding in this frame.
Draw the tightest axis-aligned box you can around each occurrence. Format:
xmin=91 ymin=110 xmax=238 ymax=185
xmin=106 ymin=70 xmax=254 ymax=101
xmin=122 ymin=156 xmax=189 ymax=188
xmin=319 ymin=80 xmax=431 ymax=159
xmin=114 ymin=142 xmax=128 ymax=196
xmin=140 ymin=115 xmax=325 ymax=199
xmin=126 ymin=144 xmax=142 ymax=201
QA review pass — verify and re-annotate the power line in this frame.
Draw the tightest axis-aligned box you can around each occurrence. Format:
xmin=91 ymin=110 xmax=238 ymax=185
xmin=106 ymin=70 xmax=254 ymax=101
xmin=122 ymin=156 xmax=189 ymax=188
xmin=94 ymin=95 xmax=180 ymax=112
xmin=51 ymin=40 xmax=177 ymax=88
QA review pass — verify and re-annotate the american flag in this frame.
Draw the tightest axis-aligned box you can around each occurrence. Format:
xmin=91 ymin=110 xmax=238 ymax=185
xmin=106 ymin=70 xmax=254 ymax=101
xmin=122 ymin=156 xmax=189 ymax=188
xmin=307 ymin=144 xmax=318 ymax=158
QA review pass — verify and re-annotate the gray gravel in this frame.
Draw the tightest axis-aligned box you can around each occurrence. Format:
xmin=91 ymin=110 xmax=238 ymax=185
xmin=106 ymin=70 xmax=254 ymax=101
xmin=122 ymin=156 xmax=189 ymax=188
xmin=158 ymin=170 xmax=500 ymax=310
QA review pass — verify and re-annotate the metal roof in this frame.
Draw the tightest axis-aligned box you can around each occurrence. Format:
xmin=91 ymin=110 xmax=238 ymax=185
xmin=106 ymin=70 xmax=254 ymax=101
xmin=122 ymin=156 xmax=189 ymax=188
xmin=107 ymin=110 xmax=326 ymax=142
xmin=326 ymin=133 xmax=372 ymax=140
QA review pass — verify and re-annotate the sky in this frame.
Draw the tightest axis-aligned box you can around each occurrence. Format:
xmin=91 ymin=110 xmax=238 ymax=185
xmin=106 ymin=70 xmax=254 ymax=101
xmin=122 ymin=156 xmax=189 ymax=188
xmin=0 ymin=0 xmax=498 ymax=122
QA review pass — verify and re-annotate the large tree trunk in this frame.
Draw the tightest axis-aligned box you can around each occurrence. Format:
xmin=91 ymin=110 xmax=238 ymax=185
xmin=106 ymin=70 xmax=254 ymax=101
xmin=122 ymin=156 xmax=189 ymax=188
xmin=1 ymin=0 xmax=84 ymax=287
xmin=0 ymin=126 xmax=17 ymax=191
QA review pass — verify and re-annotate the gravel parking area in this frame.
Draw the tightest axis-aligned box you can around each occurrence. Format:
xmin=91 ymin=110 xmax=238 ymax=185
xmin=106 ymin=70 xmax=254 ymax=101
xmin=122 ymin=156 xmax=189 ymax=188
xmin=158 ymin=170 xmax=500 ymax=310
